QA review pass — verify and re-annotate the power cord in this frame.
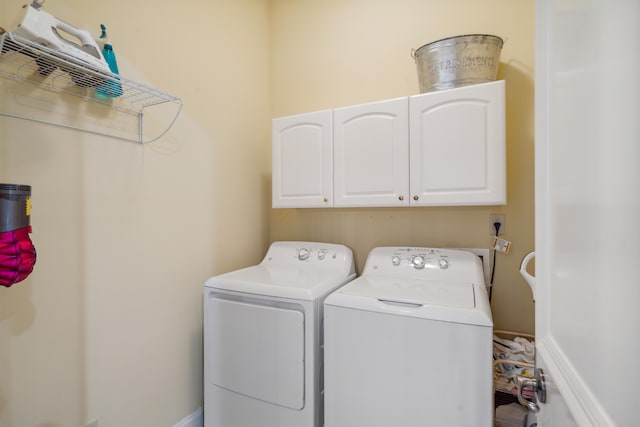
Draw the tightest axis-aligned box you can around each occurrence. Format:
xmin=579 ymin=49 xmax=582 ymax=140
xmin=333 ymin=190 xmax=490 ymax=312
xmin=489 ymin=221 xmax=501 ymax=302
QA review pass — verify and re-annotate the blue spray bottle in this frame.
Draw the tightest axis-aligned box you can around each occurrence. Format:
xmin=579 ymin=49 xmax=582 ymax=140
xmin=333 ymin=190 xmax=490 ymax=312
xmin=96 ymin=24 xmax=123 ymax=98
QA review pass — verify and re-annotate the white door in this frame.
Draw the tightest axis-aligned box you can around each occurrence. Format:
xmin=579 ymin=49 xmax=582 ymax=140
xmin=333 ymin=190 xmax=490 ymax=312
xmin=205 ymin=296 xmax=305 ymax=410
xmin=272 ymin=110 xmax=333 ymax=207
xmin=532 ymin=0 xmax=640 ymax=425
xmin=333 ymin=97 xmax=409 ymax=207
xmin=409 ymin=80 xmax=505 ymax=206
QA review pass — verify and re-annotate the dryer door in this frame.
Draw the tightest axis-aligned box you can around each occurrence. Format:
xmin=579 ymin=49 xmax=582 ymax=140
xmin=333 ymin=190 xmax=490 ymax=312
xmin=205 ymin=295 xmax=305 ymax=410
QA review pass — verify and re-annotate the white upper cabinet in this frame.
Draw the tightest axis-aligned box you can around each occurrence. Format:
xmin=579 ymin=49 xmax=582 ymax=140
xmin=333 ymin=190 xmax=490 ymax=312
xmin=334 ymin=97 xmax=409 ymax=207
xmin=409 ymin=80 xmax=506 ymax=206
xmin=272 ymin=80 xmax=505 ymax=208
xmin=272 ymin=110 xmax=333 ymax=208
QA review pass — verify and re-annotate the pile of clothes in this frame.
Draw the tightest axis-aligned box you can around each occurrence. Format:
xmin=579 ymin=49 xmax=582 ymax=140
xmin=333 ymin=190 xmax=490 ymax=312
xmin=493 ymin=333 xmax=535 ymax=395
xmin=493 ymin=333 xmax=536 ymax=427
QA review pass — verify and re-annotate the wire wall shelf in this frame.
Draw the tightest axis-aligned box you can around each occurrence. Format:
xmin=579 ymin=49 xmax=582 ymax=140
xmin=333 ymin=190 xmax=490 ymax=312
xmin=0 ymin=32 xmax=183 ymax=143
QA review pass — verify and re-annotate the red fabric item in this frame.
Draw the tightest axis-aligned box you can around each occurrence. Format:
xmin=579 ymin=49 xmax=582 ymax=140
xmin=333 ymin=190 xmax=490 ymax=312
xmin=0 ymin=226 xmax=36 ymax=287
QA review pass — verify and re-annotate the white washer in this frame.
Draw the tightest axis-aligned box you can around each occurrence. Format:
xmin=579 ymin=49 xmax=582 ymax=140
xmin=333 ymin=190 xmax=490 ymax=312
xmin=203 ymin=241 xmax=355 ymax=427
xmin=324 ymin=247 xmax=493 ymax=427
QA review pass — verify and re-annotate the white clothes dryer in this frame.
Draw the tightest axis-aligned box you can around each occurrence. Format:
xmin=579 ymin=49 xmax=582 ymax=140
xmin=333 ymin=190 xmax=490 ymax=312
xmin=324 ymin=247 xmax=493 ymax=427
xmin=203 ymin=241 xmax=355 ymax=427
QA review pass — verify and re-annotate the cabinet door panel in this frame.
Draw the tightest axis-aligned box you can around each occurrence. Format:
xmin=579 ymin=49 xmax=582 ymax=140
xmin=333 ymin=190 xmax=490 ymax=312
xmin=272 ymin=110 xmax=333 ymax=208
xmin=409 ymin=81 xmax=505 ymax=206
xmin=334 ymin=97 xmax=409 ymax=207
xmin=421 ymin=102 xmax=486 ymax=191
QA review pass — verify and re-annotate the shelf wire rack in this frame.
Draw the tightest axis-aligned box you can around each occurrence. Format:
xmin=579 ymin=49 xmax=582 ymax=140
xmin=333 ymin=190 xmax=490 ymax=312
xmin=0 ymin=32 xmax=183 ymax=143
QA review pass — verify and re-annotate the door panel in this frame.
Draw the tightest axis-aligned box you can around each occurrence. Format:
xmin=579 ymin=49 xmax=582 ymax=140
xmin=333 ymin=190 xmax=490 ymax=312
xmin=535 ymin=0 xmax=640 ymax=425
xmin=272 ymin=110 xmax=333 ymax=207
xmin=420 ymin=101 xmax=487 ymax=191
xmin=334 ymin=97 xmax=409 ymax=207
xmin=206 ymin=297 xmax=305 ymax=410
xmin=409 ymin=81 xmax=505 ymax=206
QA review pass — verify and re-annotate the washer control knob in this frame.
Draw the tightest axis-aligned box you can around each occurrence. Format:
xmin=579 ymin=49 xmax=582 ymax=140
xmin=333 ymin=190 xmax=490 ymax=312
xmin=439 ymin=258 xmax=449 ymax=269
xmin=391 ymin=256 xmax=401 ymax=266
xmin=412 ymin=255 xmax=425 ymax=269
xmin=318 ymin=250 xmax=327 ymax=260
xmin=298 ymin=248 xmax=310 ymax=260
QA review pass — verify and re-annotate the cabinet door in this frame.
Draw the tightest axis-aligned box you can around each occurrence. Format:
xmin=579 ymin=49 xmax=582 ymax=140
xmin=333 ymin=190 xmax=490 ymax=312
xmin=334 ymin=97 xmax=409 ymax=207
xmin=272 ymin=110 xmax=333 ymax=208
xmin=409 ymin=80 xmax=506 ymax=206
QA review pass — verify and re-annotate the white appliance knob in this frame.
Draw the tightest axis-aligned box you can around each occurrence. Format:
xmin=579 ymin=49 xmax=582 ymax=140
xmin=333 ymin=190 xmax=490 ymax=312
xmin=412 ymin=255 xmax=425 ymax=269
xmin=391 ymin=256 xmax=401 ymax=266
xmin=318 ymin=250 xmax=326 ymax=260
xmin=298 ymin=248 xmax=310 ymax=260
xmin=439 ymin=258 xmax=449 ymax=269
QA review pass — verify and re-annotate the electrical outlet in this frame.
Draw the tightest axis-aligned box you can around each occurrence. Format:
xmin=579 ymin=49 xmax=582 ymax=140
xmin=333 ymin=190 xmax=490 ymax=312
xmin=489 ymin=214 xmax=505 ymax=235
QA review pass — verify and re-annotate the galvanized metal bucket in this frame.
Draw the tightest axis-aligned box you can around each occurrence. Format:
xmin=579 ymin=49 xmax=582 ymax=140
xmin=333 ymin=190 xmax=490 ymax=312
xmin=412 ymin=34 xmax=503 ymax=93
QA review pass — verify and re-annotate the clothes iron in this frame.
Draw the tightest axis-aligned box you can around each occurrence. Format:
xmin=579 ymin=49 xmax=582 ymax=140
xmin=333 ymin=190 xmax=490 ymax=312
xmin=13 ymin=5 xmax=110 ymax=87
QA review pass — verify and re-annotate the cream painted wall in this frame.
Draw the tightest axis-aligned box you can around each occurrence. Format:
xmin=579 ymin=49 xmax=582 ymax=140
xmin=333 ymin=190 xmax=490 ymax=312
xmin=270 ymin=0 xmax=536 ymax=333
xmin=0 ymin=0 xmax=270 ymax=426
xmin=1 ymin=0 xmax=535 ymax=425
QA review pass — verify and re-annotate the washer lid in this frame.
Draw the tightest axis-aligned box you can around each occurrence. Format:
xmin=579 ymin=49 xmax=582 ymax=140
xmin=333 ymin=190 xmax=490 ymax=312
xmin=341 ymin=275 xmax=475 ymax=307
xmin=205 ymin=264 xmax=354 ymax=300
xmin=324 ymin=275 xmax=492 ymax=326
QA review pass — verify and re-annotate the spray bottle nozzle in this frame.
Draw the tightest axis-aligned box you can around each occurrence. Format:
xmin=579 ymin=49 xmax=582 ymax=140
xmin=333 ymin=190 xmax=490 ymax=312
xmin=99 ymin=24 xmax=107 ymax=39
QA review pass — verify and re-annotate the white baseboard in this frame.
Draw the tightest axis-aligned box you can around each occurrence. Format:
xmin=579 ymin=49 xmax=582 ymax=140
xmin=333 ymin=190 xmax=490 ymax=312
xmin=173 ymin=407 xmax=203 ymax=427
xmin=538 ymin=338 xmax=615 ymax=426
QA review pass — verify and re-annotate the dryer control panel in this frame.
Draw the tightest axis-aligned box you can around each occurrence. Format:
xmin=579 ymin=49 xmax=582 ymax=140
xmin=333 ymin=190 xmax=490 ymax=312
xmin=260 ymin=241 xmax=356 ymax=275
